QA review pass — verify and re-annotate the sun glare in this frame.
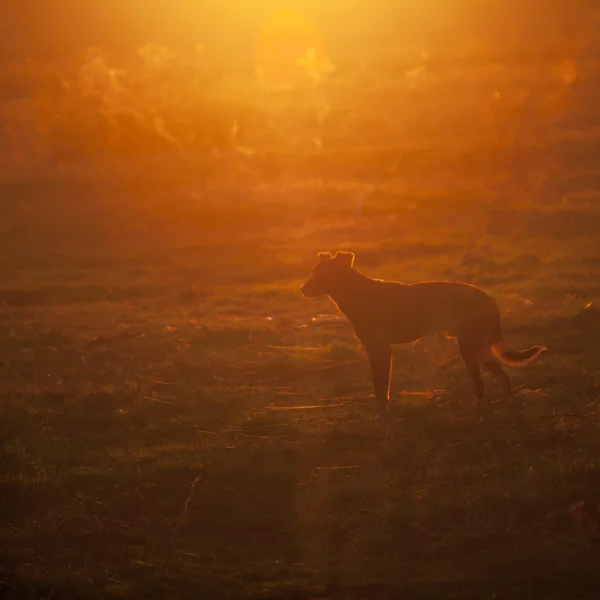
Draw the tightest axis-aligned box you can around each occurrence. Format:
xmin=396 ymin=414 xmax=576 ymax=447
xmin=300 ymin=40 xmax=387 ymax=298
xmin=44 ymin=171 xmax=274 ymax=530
xmin=256 ymin=9 xmax=333 ymax=84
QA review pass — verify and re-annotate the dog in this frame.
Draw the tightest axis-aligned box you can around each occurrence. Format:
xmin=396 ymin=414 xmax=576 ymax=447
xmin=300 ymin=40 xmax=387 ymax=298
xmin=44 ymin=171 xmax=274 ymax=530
xmin=301 ymin=251 xmax=546 ymax=414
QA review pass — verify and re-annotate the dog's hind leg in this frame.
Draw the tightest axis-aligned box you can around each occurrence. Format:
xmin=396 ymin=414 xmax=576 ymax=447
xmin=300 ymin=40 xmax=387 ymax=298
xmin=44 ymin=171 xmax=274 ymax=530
xmin=457 ymin=331 xmax=486 ymax=409
xmin=464 ymin=361 xmax=485 ymax=408
xmin=484 ymin=359 xmax=513 ymax=397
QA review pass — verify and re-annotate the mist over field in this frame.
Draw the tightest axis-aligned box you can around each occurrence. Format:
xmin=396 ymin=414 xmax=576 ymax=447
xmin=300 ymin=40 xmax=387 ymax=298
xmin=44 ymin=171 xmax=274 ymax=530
xmin=1 ymin=2 xmax=600 ymax=598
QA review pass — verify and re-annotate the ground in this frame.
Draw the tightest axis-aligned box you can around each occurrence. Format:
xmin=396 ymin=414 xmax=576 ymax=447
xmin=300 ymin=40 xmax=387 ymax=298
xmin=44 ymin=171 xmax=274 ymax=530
xmin=1 ymin=40 xmax=600 ymax=599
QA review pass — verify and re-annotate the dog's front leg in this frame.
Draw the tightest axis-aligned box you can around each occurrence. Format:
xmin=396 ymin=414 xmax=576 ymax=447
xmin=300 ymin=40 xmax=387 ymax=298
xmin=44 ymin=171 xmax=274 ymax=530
xmin=364 ymin=343 xmax=392 ymax=414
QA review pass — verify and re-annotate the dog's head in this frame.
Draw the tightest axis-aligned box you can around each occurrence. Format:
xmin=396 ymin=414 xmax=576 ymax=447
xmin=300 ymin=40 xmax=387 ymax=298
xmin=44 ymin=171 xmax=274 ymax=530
xmin=300 ymin=251 xmax=355 ymax=297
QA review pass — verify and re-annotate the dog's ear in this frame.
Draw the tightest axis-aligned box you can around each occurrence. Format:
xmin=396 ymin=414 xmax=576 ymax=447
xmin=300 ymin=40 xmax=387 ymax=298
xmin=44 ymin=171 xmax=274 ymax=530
xmin=317 ymin=252 xmax=334 ymax=262
xmin=333 ymin=251 xmax=355 ymax=267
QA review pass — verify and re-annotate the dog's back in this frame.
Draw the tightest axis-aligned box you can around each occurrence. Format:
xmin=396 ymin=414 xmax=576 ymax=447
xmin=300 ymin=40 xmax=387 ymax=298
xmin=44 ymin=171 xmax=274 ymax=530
xmin=338 ymin=278 xmax=499 ymax=346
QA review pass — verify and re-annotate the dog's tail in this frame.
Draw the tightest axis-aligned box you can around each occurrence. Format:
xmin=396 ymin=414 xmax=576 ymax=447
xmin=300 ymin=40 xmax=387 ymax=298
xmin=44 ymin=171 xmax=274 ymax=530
xmin=492 ymin=340 xmax=547 ymax=366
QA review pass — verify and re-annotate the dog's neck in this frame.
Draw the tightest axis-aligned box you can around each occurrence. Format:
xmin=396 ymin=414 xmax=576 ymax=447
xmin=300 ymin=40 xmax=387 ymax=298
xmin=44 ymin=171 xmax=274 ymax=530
xmin=327 ymin=268 xmax=375 ymax=318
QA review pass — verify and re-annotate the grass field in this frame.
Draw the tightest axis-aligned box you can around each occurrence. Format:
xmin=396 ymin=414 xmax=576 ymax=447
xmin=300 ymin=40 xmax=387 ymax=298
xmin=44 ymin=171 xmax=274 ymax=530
xmin=1 ymin=38 xmax=600 ymax=599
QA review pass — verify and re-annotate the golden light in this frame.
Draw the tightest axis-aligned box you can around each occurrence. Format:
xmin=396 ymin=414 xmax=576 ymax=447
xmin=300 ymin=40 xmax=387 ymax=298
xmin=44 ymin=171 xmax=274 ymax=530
xmin=256 ymin=9 xmax=333 ymax=84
